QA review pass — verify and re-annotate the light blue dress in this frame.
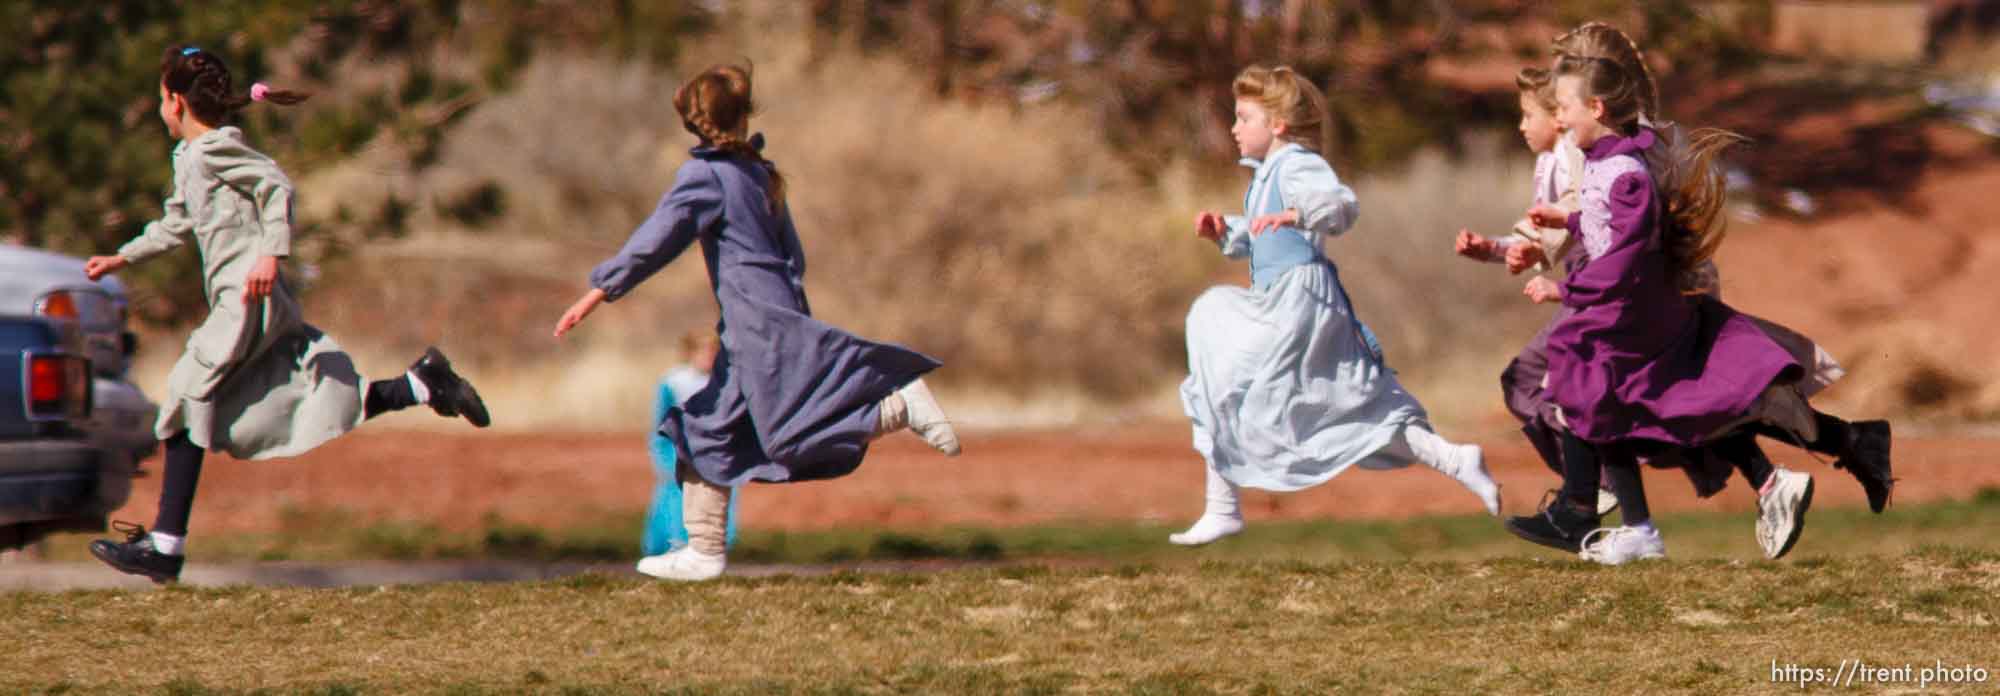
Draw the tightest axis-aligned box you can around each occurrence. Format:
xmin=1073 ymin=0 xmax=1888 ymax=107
xmin=641 ymin=367 xmax=739 ymax=556
xmin=1180 ymin=143 xmax=1431 ymax=491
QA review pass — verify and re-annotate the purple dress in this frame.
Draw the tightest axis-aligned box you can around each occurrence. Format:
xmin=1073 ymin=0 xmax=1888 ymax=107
xmin=1543 ymin=129 xmax=1799 ymax=448
xmin=590 ymin=137 xmax=939 ymax=486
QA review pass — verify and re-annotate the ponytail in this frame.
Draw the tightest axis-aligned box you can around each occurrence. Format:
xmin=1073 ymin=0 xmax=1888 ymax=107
xmin=161 ymin=45 xmax=311 ymax=126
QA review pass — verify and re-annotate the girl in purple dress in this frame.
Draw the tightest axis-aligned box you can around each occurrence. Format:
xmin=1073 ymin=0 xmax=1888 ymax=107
xmin=1501 ymin=25 xmax=1893 ymax=564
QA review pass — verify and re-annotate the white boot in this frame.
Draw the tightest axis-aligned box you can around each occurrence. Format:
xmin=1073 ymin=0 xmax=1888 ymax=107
xmin=1404 ymin=426 xmax=1501 ymax=516
xmin=1170 ymin=466 xmax=1245 ymax=546
xmin=877 ymin=379 xmax=960 ymax=456
xmin=641 ymin=466 xmax=732 ymax=582
xmin=636 ymin=547 xmax=727 ymax=581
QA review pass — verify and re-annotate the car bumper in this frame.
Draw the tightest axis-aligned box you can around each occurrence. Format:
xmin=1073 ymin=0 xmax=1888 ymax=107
xmin=0 ymin=439 xmax=105 ymax=526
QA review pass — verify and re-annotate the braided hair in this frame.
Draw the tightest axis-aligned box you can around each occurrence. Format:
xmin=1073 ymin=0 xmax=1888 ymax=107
xmin=160 ymin=44 xmax=309 ymax=126
xmin=673 ymin=64 xmax=786 ymax=212
xmin=1553 ymin=50 xmax=1745 ymax=281
xmin=1551 ymin=22 xmax=1660 ymax=125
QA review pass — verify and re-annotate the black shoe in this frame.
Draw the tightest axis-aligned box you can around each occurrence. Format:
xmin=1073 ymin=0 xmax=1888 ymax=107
xmin=88 ymin=521 xmax=184 ymax=584
xmin=1835 ymin=420 xmax=1893 ymax=513
xmin=1505 ymin=489 xmax=1601 ymax=553
xmin=412 ymin=347 xmax=490 ymax=428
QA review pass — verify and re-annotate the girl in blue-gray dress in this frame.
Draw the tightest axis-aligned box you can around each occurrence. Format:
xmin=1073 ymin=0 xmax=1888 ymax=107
xmin=553 ymin=64 xmax=959 ymax=581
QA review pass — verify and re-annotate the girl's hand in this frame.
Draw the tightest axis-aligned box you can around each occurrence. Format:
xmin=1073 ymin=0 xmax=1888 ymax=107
xmin=1527 ymin=204 xmax=1568 ymax=229
xmin=553 ymin=288 xmax=608 ymax=338
xmin=1240 ymin=208 xmax=1304 ymax=238
xmin=1453 ymin=230 xmax=1498 ymax=261
xmin=1194 ymin=212 xmax=1224 ymax=242
xmin=1524 ymin=275 xmax=1563 ymax=304
xmin=83 ymin=256 xmax=128 ymax=281
xmin=243 ymin=256 xmax=280 ymax=304
xmin=1248 ymin=209 xmax=1299 ymax=237
xmin=1505 ymin=243 xmax=1546 ymax=274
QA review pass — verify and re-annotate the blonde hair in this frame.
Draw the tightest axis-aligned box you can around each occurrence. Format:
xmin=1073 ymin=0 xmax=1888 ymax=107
xmin=679 ymin=330 xmax=720 ymax=361
xmin=1231 ymin=65 xmax=1328 ymax=153
xmin=674 ymin=64 xmax=786 ymax=211
xmin=1552 ymin=22 xmax=1661 ymax=124
xmin=1552 ymin=53 xmax=1746 ymax=281
xmin=1515 ymin=67 xmax=1557 ymax=114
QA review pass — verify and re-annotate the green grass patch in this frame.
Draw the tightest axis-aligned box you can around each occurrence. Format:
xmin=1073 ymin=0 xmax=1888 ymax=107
xmin=30 ymin=489 xmax=2000 ymax=567
xmin=4 ymin=549 xmax=1999 ymax=693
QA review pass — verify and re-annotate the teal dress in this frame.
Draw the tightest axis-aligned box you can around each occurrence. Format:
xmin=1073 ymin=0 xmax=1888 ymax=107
xmin=643 ymin=371 xmax=739 ymax=556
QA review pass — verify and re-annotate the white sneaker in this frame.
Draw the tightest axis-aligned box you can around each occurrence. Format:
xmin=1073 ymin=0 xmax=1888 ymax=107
xmin=1755 ymin=468 xmax=1814 ymax=560
xmin=1578 ymin=525 xmax=1666 ymax=565
xmin=635 ymin=547 xmax=727 ymax=581
xmin=897 ymin=379 xmax=960 ymax=456
xmin=1168 ymin=514 xmax=1243 ymax=546
xmin=1596 ymin=488 xmax=1621 ymax=517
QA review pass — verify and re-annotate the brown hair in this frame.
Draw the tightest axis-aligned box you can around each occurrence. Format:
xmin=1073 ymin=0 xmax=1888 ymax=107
xmin=1552 ymin=22 xmax=1660 ymax=124
xmin=673 ymin=64 xmax=785 ymax=212
xmin=160 ymin=45 xmax=309 ymax=126
xmin=1515 ymin=67 xmax=1558 ymax=114
xmin=1553 ymin=53 xmax=1745 ymax=279
xmin=1231 ymin=65 xmax=1329 ymax=153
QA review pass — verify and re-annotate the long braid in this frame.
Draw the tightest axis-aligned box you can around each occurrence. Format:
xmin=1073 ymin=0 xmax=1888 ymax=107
xmin=674 ymin=66 xmax=786 ymax=213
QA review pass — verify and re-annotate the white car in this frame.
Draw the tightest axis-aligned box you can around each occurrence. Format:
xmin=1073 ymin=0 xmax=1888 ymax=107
xmin=0 ymin=243 xmax=159 ymax=549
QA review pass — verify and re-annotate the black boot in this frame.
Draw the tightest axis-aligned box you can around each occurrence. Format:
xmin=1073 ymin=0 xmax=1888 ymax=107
xmin=1505 ymin=490 xmax=1602 ymax=553
xmin=1835 ymin=420 xmax=1893 ymax=513
xmin=88 ymin=521 xmax=184 ymax=584
xmin=412 ymin=347 xmax=490 ymax=428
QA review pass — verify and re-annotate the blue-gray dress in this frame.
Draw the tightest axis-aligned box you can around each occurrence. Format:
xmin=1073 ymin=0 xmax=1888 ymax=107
xmin=589 ymin=138 xmax=939 ymax=486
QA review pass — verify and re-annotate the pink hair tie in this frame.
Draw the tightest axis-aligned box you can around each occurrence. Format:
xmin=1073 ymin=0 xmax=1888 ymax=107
xmin=250 ymin=82 xmax=270 ymax=102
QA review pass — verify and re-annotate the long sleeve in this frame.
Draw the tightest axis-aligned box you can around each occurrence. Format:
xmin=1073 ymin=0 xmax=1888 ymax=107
xmin=1276 ymin=154 xmax=1359 ymax=237
xmin=590 ymin=161 xmax=723 ymax=302
xmin=207 ymin=148 xmax=297 ymax=257
xmin=1215 ymin=215 xmax=1252 ymax=258
xmin=1561 ymin=170 xmax=1653 ymax=311
xmin=118 ymin=184 xmax=195 ymax=264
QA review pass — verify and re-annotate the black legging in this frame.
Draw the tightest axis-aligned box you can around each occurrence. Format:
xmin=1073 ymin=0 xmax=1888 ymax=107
xmin=1748 ymin=411 xmax=1856 ymax=457
xmin=1560 ymin=432 xmax=1652 ymax=526
xmin=152 ymin=431 xmax=204 ymax=537
xmin=1710 ymin=432 xmax=1775 ymax=491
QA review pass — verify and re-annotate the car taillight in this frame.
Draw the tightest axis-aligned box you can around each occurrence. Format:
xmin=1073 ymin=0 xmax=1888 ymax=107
xmin=28 ymin=356 xmax=62 ymax=404
xmin=25 ymin=353 xmax=90 ymax=420
xmin=34 ymin=290 xmax=78 ymax=320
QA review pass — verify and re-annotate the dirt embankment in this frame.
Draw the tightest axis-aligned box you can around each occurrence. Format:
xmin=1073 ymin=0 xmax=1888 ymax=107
xmin=111 ymin=424 xmax=2000 ymax=535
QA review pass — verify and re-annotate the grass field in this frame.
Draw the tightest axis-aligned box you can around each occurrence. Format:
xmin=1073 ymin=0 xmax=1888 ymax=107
xmin=26 ymin=486 xmax=2000 ymax=567
xmin=7 ymin=494 xmax=2000 ymax=694
xmin=3 ymin=549 xmax=1997 ymax=694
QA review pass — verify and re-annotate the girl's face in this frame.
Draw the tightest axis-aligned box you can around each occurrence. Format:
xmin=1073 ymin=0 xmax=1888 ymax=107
xmin=1518 ymin=92 xmax=1561 ymax=154
xmin=157 ymin=83 xmax=188 ymax=139
xmin=1555 ymin=75 xmax=1607 ymax=149
xmin=1231 ymin=99 xmax=1286 ymax=160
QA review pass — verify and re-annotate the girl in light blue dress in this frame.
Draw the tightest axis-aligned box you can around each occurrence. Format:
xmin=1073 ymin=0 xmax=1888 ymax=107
xmin=1174 ymin=66 xmax=1500 ymax=546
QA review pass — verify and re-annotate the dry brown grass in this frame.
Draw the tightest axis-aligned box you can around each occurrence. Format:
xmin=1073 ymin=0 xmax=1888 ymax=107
xmin=4 ymin=549 xmax=1998 ymax=694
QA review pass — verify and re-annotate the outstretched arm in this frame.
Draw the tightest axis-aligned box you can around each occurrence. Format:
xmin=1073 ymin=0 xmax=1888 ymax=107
xmin=95 ymin=177 xmax=198 ymax=278
xmin=586 ymin=162 xmax=723 ymax=303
